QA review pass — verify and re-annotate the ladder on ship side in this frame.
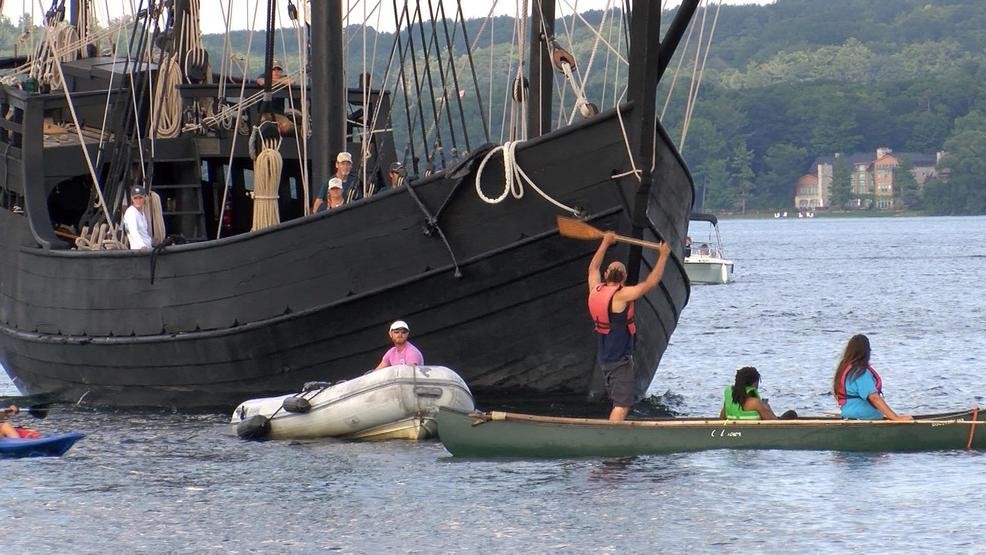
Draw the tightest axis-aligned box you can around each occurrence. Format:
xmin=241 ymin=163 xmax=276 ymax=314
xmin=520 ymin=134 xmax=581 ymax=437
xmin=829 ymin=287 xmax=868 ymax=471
xmin=152 ymin=155 xmax=207 ymax=242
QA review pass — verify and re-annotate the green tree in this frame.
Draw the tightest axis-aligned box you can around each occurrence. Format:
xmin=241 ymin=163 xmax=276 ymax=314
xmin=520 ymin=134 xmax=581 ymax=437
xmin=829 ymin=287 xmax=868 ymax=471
xmin=810 ymin=95 xmax=862 ymax=154
xmin=830 ymin=156 xmax=852 ymax=209
xmin=893 ymin=156 xmax=922 ymax=210
xmin=760 ymin=143 xmax=810 ymax=209
xmin=697 ymin=158 xmax=731 ymax=212
xmin=927 ymin=111 xmax=986 ymax=214
xmin=728 ymin=140 xmax=755 ymax=213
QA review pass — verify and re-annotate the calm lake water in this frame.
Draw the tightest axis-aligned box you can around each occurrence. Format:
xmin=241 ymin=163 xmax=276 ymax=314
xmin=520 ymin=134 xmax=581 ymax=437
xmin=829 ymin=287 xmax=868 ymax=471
xmin=3 ymin=216 xmax=986 ymax=553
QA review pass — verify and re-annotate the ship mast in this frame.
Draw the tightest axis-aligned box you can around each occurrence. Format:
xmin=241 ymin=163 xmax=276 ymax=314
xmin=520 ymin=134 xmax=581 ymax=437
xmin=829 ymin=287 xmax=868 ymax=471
xmin=526 ymin=0 xmax=555 ymax=138
xmin=624 ymin=0 xmax=700 ymax=282
xmin=310 ymin=1 xmax=346 ymax=196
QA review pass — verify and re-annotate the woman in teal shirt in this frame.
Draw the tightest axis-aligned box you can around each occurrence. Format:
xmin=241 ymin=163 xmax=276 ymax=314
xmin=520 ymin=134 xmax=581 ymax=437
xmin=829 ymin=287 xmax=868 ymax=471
xmin=832 ymin=334 xmax=912 ymax=421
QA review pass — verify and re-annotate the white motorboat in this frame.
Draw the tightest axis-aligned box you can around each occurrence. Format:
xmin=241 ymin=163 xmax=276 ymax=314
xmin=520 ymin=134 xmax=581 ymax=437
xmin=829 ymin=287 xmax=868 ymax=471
xmin=231 ymin=365 xmax=475 ymax=440
xmin=684 ymin=213 xmax=734 ymax=284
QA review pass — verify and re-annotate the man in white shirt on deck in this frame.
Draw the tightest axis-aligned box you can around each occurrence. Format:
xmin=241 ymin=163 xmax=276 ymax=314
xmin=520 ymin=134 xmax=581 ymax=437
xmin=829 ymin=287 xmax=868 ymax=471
xmin=123 ymin=185 xmax=153 ymax=250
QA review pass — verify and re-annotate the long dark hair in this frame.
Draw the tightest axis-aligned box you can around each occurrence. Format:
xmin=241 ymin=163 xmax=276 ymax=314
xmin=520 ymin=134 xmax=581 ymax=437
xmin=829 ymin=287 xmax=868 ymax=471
xmin=833 ymin=334 xmax=871 ymax=395
xmin=732 ymin=366 xmax=761 ymax=406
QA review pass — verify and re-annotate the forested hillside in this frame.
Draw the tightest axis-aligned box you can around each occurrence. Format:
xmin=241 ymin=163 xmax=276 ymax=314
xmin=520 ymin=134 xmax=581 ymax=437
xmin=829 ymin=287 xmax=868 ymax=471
xmin=2 ymin=0 xmax=984 ymax=213
xmin=668 ymin=0 xmax=986 ymax=214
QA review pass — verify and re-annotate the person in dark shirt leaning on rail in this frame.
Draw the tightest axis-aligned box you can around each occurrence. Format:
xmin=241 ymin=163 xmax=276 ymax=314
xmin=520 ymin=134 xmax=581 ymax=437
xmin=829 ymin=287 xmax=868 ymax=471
xmin=587 ymin=231 xmax=671 ymax=422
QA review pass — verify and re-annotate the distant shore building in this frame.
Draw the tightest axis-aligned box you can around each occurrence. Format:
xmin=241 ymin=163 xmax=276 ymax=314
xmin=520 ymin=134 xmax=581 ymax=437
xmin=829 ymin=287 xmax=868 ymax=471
xmin=794 ymin=147 xmax=943 ymax=210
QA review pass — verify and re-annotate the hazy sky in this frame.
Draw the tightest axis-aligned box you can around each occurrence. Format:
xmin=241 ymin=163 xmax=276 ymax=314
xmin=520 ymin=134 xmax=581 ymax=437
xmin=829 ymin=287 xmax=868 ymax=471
xmin=3 ymin=1 xmax=773 ymax=35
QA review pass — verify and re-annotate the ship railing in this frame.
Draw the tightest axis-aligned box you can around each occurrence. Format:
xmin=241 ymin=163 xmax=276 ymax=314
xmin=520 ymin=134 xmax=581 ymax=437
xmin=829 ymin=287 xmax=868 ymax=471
xmin=176 ymin=83 xmax=393 ymax=141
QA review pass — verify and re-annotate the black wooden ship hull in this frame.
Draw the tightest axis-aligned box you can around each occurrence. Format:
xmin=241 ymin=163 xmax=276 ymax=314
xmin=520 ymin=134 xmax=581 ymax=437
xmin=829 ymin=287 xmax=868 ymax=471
xmin=0 ymin=1 xmax=696 ymax=409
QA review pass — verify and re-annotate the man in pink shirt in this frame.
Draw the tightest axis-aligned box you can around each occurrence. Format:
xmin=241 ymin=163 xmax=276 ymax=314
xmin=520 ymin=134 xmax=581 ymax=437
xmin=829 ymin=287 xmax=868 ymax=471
xmin=375 ymin=320 xmax=424 ymax=369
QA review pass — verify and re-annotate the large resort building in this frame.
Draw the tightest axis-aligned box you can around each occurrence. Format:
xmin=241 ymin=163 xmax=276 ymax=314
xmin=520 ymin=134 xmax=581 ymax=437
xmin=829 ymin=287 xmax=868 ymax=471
xmin=794 ymin=148 xmax=944 ymax=210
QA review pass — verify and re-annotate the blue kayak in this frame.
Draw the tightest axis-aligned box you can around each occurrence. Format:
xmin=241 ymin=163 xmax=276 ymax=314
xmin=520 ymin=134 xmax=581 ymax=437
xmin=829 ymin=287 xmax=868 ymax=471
xmin=0 ymin=432 xmax=85 ymax=458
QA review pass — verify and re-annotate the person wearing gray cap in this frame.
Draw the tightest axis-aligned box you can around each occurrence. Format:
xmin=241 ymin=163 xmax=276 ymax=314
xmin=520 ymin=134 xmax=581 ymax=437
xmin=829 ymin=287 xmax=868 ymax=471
xmin=375 ymin=320 xmax=424 ymax=370
xmin=387 ymin=161 xmax=406 ymax=189
xmin=123 ymin=185 xmax=153 ymax=249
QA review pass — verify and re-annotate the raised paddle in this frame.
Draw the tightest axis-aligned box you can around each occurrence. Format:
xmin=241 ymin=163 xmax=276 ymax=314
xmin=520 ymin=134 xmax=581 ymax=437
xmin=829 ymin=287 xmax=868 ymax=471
xmin=556 ymin=216 xmax=668 ymax=250
xmin=3 ymin=405 xmax=49 ymax=420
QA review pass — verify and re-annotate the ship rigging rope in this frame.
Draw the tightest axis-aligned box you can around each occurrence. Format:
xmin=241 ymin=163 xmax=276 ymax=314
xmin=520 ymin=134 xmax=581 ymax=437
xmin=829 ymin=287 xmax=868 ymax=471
xmin=217 ymin=0 xmax=262 ymax=240
xmin=1 ymin=16 xmax=129 ymax=86
xmin=33 ymin=22 xmax=78 ymax=89
xmin=558 ymin=0 xmax=627 ymax=66
xmin=474 ymin=141 xmax=579 ymax=215
xmin=272 ymin=1 xmax=310 ymax=201
xmin=42 ymin=18 xmax=113 ymax=226
xmin=288 ymin=0 xmax=311 ymax=214
xmin=679 ymin=0 xmax=722 ymax=151
xmin=93 ymin=4 xmax=128 ymax=161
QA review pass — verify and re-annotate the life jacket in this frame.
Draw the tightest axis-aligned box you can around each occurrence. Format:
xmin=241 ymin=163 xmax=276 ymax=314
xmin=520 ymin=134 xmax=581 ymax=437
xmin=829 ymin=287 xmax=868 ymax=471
xmin=15 ymin=427 xmax=41 ymax=439
xmin=722 ymin=385 xmax=762 ymax=420
xmin=588 ymin=283 xmax=636 ymax=335
xmin=835 ymin=364 xmax=883 ymax=407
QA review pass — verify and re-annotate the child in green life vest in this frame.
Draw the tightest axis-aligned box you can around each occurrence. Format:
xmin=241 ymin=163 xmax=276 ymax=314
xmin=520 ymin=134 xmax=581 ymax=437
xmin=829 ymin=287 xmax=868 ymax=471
xmin=720 ymin=366 xmax=796 ymax=420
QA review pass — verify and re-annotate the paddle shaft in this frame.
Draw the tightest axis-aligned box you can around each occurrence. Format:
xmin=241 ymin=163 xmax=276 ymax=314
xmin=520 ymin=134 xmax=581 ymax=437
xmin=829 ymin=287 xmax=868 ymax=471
xmin=4 ymin=407 xmax=48 ymax=420
xmin=610 ymin=233 xmax=666 ymax=251
xmin=556 ymin=216 xmax=666 ymax=251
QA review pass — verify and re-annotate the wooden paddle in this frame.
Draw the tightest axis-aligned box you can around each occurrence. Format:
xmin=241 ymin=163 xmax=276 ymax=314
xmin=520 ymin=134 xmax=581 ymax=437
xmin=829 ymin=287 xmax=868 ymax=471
xmin=3 ymin=404 xmax=49 ymax=420
xmin=556 ymin=216 xmax=667 ymax=250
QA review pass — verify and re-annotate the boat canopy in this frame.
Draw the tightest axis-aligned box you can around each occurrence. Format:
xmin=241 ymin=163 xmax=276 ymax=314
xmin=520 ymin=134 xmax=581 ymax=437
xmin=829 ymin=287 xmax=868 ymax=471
xmin=689 ymin=212 xmax=718 ymax=225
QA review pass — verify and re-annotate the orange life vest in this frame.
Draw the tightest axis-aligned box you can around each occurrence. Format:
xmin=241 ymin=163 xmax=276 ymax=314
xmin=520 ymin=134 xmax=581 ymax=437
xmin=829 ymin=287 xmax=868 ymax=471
xmin=15 ymin=427 xmax=41 ymax=439
xmin=588 ymin=283 xmax=636 ymax=335
xmin=835 ymin=364 xmax=883 ymax=407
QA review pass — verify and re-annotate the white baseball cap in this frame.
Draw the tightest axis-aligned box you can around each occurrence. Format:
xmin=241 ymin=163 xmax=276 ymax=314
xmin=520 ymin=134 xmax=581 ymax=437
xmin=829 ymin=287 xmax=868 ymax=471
xmin=336 ymin=152 xmax=353 ymax=163
xmin=389 ymin=320 xmax=409 ymax=332
xmin=328 ymin=177 xmax=343 ymax=190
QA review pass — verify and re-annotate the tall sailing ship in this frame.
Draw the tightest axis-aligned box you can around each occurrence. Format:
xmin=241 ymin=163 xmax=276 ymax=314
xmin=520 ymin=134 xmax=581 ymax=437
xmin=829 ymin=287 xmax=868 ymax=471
xmin=0 ymin=0 xmax=699 ymax=409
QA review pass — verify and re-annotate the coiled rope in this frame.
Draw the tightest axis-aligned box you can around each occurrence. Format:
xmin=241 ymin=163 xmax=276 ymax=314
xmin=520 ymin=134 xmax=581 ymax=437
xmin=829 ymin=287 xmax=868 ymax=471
xmin=474 ymin=141 xmax=579 ymax=215
xmin=146 ymin=191 xmax=165 ymax=244
xmin=74 ymin=222 xmax=126 ymax=251
xmin=251 ymin=127 xmax=282 ymax=231
xmin=152 ymin=54 xmax=183 ymax=138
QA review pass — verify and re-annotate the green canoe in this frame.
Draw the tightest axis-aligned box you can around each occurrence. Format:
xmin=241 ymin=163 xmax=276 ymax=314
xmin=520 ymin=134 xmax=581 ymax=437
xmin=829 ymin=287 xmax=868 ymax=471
xmin=436 ymin=407 xmax=986 ymax=458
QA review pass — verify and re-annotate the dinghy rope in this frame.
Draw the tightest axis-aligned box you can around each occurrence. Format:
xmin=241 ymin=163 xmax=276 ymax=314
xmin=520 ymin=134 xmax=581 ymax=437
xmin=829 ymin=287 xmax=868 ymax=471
xmin=967 ymin=407 xmax=979 ymax=450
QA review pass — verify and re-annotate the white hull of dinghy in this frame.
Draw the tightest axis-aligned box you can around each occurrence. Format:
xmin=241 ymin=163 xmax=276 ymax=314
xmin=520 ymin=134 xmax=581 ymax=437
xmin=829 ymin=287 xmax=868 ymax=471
xmin=230 ymin=365 xmax=474 ymax=440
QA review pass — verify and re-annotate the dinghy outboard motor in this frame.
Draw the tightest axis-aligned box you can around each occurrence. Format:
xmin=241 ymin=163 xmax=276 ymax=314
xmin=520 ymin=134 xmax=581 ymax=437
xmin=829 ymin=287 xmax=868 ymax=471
xmin=236 ymin=414 xmax=271 ymax=440
xmin=282 ymin=396 xmax=311 ymax=414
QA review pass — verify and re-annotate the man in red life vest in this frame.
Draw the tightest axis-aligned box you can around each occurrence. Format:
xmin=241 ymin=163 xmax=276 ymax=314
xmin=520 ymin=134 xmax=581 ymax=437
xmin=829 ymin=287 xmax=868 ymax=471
xmin=588 ymin=231 xmax=672 ymax=421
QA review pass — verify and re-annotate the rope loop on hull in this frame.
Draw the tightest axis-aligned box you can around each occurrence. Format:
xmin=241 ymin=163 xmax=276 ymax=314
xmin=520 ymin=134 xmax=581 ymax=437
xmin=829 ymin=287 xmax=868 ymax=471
xmin=474 ymin=141 xmax=579 ymax=216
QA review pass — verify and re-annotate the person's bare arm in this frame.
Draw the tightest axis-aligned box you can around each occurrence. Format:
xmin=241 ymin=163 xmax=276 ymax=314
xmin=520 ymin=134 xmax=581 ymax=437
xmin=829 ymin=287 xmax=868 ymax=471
xmin=747 ymin=397 xmax=778 ymax=420
xmin=614 ymin=241 xmax=672 ymax=302
xmin=312 ymin=198 xmax=324 ymax=213
xmin=587 ymin=232 xmax=616 ymax=290
xmin=868 ymin=393 xmax=912 ymax=421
